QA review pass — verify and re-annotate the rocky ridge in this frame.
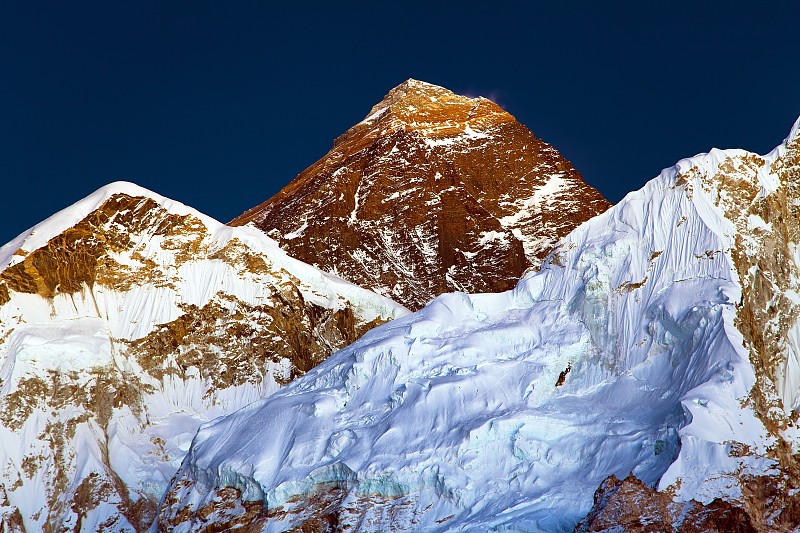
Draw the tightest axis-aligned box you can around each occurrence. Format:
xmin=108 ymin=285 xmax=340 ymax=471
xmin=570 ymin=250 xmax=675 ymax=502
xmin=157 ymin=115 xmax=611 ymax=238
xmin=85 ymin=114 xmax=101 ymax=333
xmin=0 ymin=182 xmax=405 ymax=531
xmin=231 ymin=79 xmax=610 ymax=310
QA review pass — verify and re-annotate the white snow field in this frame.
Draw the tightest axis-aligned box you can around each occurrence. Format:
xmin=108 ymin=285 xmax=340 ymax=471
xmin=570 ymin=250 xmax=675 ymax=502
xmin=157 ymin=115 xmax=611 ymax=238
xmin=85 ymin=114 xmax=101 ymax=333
xmin=0 ymin=182 xmax=406 ymax=531
xmin=159 ymin=118 xmax=800 ymax=531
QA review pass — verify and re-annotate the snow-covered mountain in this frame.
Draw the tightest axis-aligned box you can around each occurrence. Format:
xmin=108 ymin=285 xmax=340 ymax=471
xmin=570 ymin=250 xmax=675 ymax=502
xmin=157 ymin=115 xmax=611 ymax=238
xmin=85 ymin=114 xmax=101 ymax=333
xmin=0 ymin=183 xmax=406 ymax=531
xmin=156 ymin=118 xmax=800 ymax=532
xmin=231 ymin=79 xmax=610 ymax=310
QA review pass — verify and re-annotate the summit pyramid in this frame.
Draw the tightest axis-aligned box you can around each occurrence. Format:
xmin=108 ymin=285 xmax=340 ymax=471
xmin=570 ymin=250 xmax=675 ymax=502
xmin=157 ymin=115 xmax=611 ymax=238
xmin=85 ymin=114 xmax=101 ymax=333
xmin=231 ymin=79 xmax=610 ymax=310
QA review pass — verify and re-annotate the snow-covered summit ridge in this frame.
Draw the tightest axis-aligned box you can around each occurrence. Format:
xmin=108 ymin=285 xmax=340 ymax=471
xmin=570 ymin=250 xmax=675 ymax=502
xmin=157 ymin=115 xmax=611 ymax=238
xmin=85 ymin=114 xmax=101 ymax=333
xmin=354 ymin=78 xmax=513 ymax=140
xmin=157 ymin=117 xmax=800 ymax=531
xmin=0 ymin=180 xmax=400 ymax=313
xmin=0 ymin=181 xmax=225 ymax=272
xmin=361 ymin=78 xmax=493 ymax=118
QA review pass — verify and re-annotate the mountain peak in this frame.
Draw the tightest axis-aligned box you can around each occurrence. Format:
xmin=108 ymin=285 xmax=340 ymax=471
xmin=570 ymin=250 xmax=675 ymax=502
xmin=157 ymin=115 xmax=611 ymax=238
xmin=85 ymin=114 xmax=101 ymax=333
xmin=231 ymin=81 xmax=610 ymax=310
xmin=390 ymin=78 xmax=445 ymax=94
xmin=0 ymin=181 xmax=405 ymax=530
xmin=377 ymin=78 xmax=475 ymax=108
xmin=359 ymin=79 xmax=512 ymax=137
xmin=0 ymin=181 xmax=220 ymax=272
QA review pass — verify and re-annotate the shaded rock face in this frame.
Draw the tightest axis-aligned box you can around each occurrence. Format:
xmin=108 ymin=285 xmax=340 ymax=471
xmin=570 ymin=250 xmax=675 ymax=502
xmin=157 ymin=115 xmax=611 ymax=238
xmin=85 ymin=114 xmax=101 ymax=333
xmin=576 ymin=472 xmax=800 ymax=533
xmin=0 ymin=186 xmax=404 ymax=532
xmin=575 ymin=474 xmax=758 ymax=533
xmin=231 ymin=79 xmax=610 ymax=310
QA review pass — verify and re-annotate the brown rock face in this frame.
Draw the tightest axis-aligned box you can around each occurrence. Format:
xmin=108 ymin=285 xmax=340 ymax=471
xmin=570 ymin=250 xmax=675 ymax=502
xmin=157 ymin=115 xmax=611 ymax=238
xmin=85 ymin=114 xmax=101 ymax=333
xmin=575 ymin=474 xmax=758 ymax=533
xmin=231 ymin=79 xmax=610 ymax=310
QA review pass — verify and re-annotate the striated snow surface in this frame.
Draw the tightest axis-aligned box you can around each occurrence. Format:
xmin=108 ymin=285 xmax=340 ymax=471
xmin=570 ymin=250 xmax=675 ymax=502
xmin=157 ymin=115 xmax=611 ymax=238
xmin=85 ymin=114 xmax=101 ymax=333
xmin=160 ymin=120 xmax=800 ymax=531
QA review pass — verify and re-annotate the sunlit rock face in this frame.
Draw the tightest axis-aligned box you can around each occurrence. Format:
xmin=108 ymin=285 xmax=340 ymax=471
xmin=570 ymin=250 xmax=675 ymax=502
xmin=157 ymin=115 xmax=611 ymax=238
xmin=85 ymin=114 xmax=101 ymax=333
xmin=0 ymin=182 xmax=406 ymax=532
xmin=231 ymin=79 xmax=610 ymax=311
xmin=160 ymin=120 xmax=800 ymax=532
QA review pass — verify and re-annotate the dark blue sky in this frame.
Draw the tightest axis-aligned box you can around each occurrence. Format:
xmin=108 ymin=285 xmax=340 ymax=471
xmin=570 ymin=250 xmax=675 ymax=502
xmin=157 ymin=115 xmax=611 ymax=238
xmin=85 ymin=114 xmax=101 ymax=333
xmin=1 ymin=2 xmax=798 ymax=246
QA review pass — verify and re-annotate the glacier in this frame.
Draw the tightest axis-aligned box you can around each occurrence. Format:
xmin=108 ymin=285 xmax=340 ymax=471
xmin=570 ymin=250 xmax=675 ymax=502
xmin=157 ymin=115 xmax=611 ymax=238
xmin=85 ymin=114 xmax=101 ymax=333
xmin=157 ymin=118 xmax=800 ymax=531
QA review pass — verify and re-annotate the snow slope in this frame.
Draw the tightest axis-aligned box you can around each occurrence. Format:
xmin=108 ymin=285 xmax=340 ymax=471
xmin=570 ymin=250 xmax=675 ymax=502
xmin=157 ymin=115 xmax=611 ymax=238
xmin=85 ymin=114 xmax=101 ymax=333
xmin=0 ymin=182 xmax=407 ymax=531
xmin=157 ymin=118 xmax=800 ymax=531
